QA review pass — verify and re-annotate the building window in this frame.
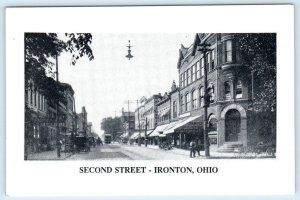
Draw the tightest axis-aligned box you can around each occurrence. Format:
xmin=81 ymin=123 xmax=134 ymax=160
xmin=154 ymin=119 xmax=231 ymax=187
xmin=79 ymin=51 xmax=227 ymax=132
xmin=183 ymin=72 xmax=186 ymax=87
xmin=225 ymin=40 xmax=232 ymax=62
xmin=187 ymin=68 xmax=191 ymax=85
xmin=43 ymin=96 xmax=45 ymax=111
xmin=200 ymin=58 xmax=204 ymax=77
xmin=180 ymin=74 xmax=183 ymax=88
xmin=185 ymin=93 xmax=191 ymax=111
xmin=29 ymin=83 xmax=33 ymax=105
xmin=196 ymin=61 xmax=200 ymax=79
xmin=191 ymin=65 xmax=195 ymax=82
xmin=225 ymin=82 xmax=231 ymax=100
xmin=236 ymin=80 xmax=243 ymax=99
xmin=192 ymin=90 xmax=198 ymax=109
xmin=206 ymin=52 xmax=211 ymax=72
xmin=199 ymin=87 xmax=204 ymax=107
xmin=41 ymin=96 xmax=43 ymax=110
xmin=33 ymin=89 xmax=36 ymax=107
xmin=181 ymin=95 xmax=185 ymax=113
xmin=211 ymin=49 xmax=215 ymax=70
xmin=173 ymin=101 xmax=177 ymax=118
xmin=39 ymin=93 xmax=42 ymax=110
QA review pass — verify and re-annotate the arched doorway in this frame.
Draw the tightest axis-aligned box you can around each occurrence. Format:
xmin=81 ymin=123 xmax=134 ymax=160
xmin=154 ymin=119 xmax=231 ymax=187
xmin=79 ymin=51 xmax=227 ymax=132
xmin=225 ymin=109 xmax=241 ymax=142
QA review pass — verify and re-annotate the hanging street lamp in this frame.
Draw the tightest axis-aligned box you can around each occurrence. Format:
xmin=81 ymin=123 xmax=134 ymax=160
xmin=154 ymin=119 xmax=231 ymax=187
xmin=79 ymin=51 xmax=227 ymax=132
xmin=125 ymin=40 xmax=133 ymax=60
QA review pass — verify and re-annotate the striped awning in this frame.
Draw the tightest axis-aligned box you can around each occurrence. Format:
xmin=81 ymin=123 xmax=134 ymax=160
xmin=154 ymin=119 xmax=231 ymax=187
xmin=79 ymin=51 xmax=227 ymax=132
xmin=163 ymin=115 xmax=202 ymax=135
xmin=149 ymin=123 xmax=170 ymax=137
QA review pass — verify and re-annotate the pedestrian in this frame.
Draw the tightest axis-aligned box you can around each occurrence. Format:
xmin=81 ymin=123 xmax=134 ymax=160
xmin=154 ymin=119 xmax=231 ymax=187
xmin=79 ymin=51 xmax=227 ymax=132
xmin=189 ymin=140 xmax=196 ymax=158
xmin=194 ymin=143 xmax=201 ymax=157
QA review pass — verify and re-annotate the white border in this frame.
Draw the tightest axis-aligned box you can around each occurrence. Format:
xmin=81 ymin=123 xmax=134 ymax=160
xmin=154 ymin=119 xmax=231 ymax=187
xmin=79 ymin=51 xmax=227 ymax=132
xmin=6 ymin=5 xmax=294 ymax=196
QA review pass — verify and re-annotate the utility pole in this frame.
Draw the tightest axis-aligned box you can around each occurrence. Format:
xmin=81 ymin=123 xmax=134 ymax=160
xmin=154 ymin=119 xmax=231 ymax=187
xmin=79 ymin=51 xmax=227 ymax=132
xmin=137 ymin=100 xmax=141 ymax=146
xmin=55 ymin=54 xmax=61 ymax=158
xmin=251 ymin=70 xmax=254 ymax=111
xmin=197 ymin=41 xmax=212 ymax=157
xmin=145 ymin=117 xmax=148 ymax=147
xmin=128 ymin=100 xmax=130 ymax=140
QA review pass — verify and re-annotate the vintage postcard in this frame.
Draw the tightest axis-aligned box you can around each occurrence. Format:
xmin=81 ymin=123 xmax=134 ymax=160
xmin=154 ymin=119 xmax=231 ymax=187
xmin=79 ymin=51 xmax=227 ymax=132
xmin=6 ymin=5 xmax=294 ymax=196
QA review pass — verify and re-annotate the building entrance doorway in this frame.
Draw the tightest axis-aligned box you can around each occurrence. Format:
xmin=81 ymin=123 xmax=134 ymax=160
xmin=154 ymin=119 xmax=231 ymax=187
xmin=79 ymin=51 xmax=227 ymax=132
xmin=225 ymin=109 xmax=241 ymax=142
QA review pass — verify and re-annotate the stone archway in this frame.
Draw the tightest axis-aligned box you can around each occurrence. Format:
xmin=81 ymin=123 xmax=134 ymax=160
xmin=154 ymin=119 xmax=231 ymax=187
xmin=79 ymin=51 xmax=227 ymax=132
xmin=219 ymin=104 xmax=247 ymax=146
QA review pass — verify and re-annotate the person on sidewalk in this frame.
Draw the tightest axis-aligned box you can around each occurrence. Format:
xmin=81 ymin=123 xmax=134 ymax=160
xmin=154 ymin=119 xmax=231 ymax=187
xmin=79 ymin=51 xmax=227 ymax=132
xmin=189 ymin=140 xmax=196 ymax=158
xmin=194 ymin=143 xmax=201 ymax=157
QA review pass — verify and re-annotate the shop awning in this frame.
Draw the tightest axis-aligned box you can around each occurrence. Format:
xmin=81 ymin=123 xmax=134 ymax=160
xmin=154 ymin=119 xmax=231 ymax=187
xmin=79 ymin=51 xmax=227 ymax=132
xmin=163 ymin=115 xmax=202 ymax=135
xmin=129 ymin=132 xmax=139 ymax=139
xmin=159 ymin=108 xmax=170 ymax=117
xmin=141 ymin=130 xmax=153 ymax=137
xmin=149 ymin=123 xmax=170 ymax=137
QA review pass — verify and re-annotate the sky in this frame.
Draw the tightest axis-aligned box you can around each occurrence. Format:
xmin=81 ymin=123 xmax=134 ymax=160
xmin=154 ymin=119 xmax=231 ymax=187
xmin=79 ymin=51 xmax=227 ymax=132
xmin=57 ymin=33 xmax=195 ymax=137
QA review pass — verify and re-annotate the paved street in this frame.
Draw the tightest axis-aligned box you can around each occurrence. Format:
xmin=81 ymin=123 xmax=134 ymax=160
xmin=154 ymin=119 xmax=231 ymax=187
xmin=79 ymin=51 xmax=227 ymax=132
xmin=67 ymin=143 xmax=195 ymax=160
xmin=26 ymin=143 xmax=275 ymax=160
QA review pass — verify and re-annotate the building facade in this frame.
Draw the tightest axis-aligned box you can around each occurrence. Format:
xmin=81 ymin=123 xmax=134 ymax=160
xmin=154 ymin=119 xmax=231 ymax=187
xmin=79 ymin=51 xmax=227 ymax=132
xmin=143 ymin=94 xmax=162 ymax=133
xmin=25 ymin=79 xmax=77 ymax=155
xmin=176 ymin=33 xmax=250 ymax=149
xmin=25 ymin=79 xmax=48 ymax=154
xmin=121 ymin=110 xmax=135 ymax=137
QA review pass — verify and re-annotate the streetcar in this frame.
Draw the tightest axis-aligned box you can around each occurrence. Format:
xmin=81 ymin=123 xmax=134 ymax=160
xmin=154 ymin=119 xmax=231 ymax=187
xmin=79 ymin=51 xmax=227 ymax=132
xmin=104 ymin=134 xmax=112 ymax=144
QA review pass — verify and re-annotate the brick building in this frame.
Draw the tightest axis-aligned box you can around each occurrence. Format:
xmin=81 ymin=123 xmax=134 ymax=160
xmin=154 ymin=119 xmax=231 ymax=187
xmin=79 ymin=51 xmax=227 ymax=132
xmin=131 ymin=94 xmax=162 ymax=143
xmin=25 ymin=80 xmax=77 ymax=155
xmin=164 ymin=33 xmax=251 ymax=151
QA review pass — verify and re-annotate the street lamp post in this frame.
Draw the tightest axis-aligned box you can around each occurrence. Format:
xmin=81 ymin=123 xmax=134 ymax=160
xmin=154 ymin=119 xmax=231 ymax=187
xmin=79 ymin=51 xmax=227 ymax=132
xmin=197 ymin=41 xmax=212 ymax=157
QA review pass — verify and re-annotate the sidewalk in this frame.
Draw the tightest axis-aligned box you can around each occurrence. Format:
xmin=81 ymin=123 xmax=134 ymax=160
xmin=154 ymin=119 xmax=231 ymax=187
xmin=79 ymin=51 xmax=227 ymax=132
xmin=128 ymin=144 xmax=274 ymax=159
xmin=26 ymin=150 xmax=73 ymax=160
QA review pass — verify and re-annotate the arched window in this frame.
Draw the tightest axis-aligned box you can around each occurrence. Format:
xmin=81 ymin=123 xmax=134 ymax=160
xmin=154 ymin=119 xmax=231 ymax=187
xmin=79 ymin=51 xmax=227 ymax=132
xmin=199 ymin=87 xmax=204 ymax=107
xmin=236 ymin=80 xmax=243 ymax=99
xmin=192 ymin=90 xmax=198 ymax=109
xmin=173 ymin=101 xmax=177 ymax=118
xmin=185 ymin=93 xmax=191 ymax=111
xmin=207 ymin=84 xmax=214 ymax=103
xmin=33 ymin=88 xmax=37 ymax=107
xmin=224 ymin=82 xmax=231 ymax=100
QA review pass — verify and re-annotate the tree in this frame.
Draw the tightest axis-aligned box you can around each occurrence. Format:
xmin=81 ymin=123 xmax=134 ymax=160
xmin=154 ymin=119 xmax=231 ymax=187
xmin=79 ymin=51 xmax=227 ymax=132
xmin=237 ymin=33 xmax=276 ymax=112
xmin=101 ymin=117 xmax=122 ymax=141
xmin=237 ymin=33 xmax=277 ymax=145
xmin=25 ymin=33 xmax=94 ymax=101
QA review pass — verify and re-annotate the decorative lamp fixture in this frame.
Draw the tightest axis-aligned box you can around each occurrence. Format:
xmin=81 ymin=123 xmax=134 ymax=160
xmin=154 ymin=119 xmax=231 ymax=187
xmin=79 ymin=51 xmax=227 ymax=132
xmin=125 ymin=40 xmax=133 ymax=60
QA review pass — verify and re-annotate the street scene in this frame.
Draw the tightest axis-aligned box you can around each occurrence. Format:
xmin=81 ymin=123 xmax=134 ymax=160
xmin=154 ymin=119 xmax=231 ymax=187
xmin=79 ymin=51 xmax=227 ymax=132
xmin=25 ymin=33 xmax=276 ymax=160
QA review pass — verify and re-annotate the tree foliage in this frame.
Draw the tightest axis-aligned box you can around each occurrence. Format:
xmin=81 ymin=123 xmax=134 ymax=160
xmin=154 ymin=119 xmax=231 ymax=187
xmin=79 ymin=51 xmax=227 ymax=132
xmin=237 ymin=33 xmax=276 ymax=111
xmin=25 ymin=33 xmax=94 ymax=101
xmin=101 ymin=117 xmax=122 ymax=140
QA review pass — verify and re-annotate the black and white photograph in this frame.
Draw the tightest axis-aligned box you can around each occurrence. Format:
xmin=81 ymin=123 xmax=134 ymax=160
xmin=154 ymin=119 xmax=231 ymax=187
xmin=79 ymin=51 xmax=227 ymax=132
xmin=24 ymin=33 xmax=277 ymax=160
xmin=6 ymin=5 xmax=294 ymax=196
